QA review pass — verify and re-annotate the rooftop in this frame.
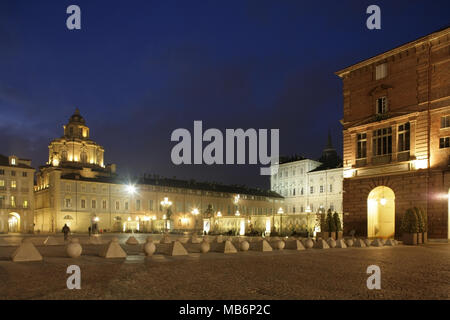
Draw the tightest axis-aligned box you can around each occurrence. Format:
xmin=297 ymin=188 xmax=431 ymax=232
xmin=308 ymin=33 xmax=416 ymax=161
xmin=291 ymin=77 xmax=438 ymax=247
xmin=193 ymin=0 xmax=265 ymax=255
xmin=60 ymin=173 xmax=283 ymax=199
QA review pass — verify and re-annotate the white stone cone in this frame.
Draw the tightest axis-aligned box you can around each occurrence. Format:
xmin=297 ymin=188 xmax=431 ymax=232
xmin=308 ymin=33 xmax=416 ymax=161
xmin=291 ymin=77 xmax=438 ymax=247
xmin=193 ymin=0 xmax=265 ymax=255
xmin=11 ymin=239 xmax=43 ymax=262
xmin=126 ymin=236 xmax=139 ymax=245
xmin=335 ymin=239 xmax=347 ymax=248
xmin=354 ymin=238 xmax=366 ymax=247
xmin=364 ymin=239 xmax=371 ymax=247
xmin=285 ymin=239 xmax=305 ymax=250
xmin=66 ymin=238 xmax=82 ymax=258
xmin=327 ymin=238 xmax=337 ymax=248
xmin=314 ymin=239 xmax=330 ymax=249
xmin=99 ymin=237 xmax=127 ymax=258
xmin=385 ymin=239 xmax=396 ymax=246
xmin=250 ymin=239 xmax=273 ymax=252
xmin=214 ymin=240 xmax=237 ymax=253
xmin=165 ymin=240 xmax=188 ymax=256
xmin=371 ymin=239 xmax=384 ymax=247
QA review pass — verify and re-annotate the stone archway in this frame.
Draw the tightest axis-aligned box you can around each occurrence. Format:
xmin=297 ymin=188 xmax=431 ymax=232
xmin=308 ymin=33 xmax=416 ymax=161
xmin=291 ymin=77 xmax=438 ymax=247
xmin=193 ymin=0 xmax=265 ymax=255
xmin=8 ymin=212 xmax=20 ymax=233
xmin=367 ymin=186 xmax=395 ymax=239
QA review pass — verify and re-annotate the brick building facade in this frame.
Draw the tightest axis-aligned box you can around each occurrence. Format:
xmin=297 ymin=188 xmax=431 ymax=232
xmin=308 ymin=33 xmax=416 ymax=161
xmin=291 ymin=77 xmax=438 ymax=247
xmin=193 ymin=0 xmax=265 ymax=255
xmin=336 ymin=27 xmax=450 ymax=239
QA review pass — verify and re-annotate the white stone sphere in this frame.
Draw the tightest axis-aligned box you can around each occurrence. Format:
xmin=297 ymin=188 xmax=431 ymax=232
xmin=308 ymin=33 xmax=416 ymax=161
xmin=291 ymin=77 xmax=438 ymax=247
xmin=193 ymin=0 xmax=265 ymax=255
xmin=327 ymin=238 xmax=336 ymax=248
xmin=200 ymin=240 xmax=210 ymax=253
xmin=275 ymin=240 xmax=285 ymax=250
xmin=240 ymin=240 xmax=250 ymax=251
xmin=304 ymin=238 xmax=314 ymax=249
xmin=66 ymin=238 xmax=82 ymax=258
xmin=346 ymin=239 xmax=354 ymax=247
xmin=144 ymin=241 xmax=156 ymax=256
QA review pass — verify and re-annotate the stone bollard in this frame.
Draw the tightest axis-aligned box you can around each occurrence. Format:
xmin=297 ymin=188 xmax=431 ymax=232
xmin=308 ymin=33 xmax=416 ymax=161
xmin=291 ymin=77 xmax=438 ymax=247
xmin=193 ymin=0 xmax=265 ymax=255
xmin=200 ymin=240 xmax=210 ymax=253
xmin=144 ymin=238 xmax=156 ymax=256
xmin=239 ymin=240 xmax=250 ymax=251
xmin=66 ymin=238 xmax=82 ymax=258
xmin=304 ymin=238 xmax=314 ymax=249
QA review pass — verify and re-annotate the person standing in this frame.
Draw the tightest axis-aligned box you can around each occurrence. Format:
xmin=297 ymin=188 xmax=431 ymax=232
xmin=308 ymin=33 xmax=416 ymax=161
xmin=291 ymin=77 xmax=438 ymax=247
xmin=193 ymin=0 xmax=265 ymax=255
xmin=88 ymin=226 xmax=92 ymax=237
xmin=62 ymin=224 xmax=70 ymax=241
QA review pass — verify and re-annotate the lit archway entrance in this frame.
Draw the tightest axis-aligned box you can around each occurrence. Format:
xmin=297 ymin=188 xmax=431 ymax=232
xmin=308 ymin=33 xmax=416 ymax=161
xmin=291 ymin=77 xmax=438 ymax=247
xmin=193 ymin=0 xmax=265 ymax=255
xmin=448 ymin=189 xmax=450 ymax=239
xmin=367 ymin=186 xmax=395 ymax=238
xmin=8 ymin=212 xmax=20 ymax=233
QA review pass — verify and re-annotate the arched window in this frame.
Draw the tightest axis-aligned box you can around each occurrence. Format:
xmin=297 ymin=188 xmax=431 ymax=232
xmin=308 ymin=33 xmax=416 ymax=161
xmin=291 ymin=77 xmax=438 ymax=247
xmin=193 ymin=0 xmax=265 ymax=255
xmin=80 ymin=151 xmax=87 ymax=163
xmin=63 ymin=215 xmax=73 ymax=220
xmin=61 ymin=150 xmax=68 ymax=161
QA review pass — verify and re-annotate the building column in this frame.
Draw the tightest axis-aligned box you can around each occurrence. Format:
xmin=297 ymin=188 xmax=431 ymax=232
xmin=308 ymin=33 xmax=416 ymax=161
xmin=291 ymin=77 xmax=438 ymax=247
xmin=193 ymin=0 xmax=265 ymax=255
xmin=391 ymin=124 xmax=398 ymax=162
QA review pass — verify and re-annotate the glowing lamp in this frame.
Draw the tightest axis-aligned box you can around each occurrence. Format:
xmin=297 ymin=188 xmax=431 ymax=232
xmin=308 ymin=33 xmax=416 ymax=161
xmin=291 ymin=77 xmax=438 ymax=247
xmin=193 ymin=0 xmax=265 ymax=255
xmin=380 ymin=198 xmax=387 ymax=206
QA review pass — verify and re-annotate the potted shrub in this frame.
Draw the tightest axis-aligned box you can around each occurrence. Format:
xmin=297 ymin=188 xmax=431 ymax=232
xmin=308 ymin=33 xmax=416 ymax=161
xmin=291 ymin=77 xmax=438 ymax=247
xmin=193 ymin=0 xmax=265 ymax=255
xmin=400 ymin=208 xmax=419 ymax=245
xmin=333 ymin=211 xmax=343 ymax=239
xmin=326 ymin=210 xmax=336 ymax=239
xmin=422 ymin=208 xmax=428 ymax=243
xmin=414 ymin=207 xmax=424 ymax=244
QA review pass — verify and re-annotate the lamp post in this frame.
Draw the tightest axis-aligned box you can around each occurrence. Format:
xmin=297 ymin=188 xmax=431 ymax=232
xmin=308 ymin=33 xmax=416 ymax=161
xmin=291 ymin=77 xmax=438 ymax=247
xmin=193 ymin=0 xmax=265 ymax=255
xmin=191 ymin=208 xmax=199 ymax=234
xmin=160 ymin=197 xmax=172 ymax=234
xmin=278 ymin=207 xmax=284 ymax=236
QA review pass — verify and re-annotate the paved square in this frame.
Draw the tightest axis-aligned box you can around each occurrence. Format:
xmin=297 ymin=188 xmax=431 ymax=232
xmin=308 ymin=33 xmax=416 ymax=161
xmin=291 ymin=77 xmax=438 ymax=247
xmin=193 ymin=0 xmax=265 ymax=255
xmin=0 ymin=234 xmax=448 ymax=299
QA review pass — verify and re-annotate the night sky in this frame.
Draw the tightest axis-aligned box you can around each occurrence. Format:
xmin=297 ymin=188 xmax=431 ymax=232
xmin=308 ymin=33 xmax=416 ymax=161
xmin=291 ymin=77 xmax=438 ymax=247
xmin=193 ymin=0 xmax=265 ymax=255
xmin=0 ymin=0 xmax=449 ymax=189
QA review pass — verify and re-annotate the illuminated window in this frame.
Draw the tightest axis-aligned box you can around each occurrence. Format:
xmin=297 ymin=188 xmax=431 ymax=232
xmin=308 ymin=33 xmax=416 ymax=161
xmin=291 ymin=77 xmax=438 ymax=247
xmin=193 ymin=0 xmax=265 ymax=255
xmin=136 ymin=200 xmax=141 ymax=211
xmin=65 ymin=198 xmax=71 ymax=208
xmin=441 ymin=116 xmax=450 ymax=128
xmin=439 ymin=137 xmax=450 ymax=149
xmin=23 ymin=200 xmax=28 ymax=208
xmin=376 ymin=97 xmax=387 ymax=114
xmin=149 ymin=199 xmax=154 ymax=211
xmin=11 ymin=180 xmax=16 ymax=189
xmin=10 ymin=196 xmax=16 ymax=207
xmin=375 ymin=63 xmax=387 ymax=80
xmin=398 ymin=123 xmax=410 ymax=152
xmin=357 ymin=133 xmax=367 ymax=159
xmin=11 ymin=158 xmax=16 ymax=165
xmin=372 ymin=127 xmax=392 ymax=156
xmin=0 ymin=180 xmax=4 ymax=187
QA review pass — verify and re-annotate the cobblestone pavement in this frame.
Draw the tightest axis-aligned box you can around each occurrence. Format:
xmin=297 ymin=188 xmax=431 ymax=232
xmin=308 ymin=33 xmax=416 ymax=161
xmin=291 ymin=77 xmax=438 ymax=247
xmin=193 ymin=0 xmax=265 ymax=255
xmin=0 ymin=234 xmax=448 ymax=300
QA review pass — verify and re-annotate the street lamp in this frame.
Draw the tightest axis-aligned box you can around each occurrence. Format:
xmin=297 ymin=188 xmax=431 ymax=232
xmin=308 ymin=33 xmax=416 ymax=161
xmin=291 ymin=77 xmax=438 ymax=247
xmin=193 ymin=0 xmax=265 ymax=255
xmin=160 ymin=197 xmax=172 ymax=233
xmin=278 ymin=207 xmax=284 ymax=236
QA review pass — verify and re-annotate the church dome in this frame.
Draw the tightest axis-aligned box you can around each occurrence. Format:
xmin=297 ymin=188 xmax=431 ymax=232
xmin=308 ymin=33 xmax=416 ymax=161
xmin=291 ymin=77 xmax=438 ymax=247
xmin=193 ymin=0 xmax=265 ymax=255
xmin=68 ymin=108 xmax=86 ymax=125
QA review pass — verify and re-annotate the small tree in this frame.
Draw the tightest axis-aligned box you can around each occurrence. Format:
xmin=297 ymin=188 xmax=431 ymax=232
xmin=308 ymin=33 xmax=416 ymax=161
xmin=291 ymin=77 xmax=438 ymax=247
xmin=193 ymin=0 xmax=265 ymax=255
xmin=320 ymin=212 xmax=328 ymax=232
xmin=400 ymin=208 xmax=419 ymax=234
xmin=326 ymin=209 xmax=335 ymax=232
xmin=333 ymin=211 xmax=342 ymax=232
xmin=413 ymin=207 xmax=424 ymax=233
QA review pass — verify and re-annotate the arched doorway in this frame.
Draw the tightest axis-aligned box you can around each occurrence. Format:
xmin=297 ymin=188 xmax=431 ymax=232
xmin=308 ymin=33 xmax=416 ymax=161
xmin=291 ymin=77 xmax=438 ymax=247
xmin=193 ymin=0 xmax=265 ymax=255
xmin=448 ymin=189 xmax=450 ymax=240
xmin=8 ymin=212 xmax=20 ymax=233
xmin=367 ymin=186 xmax=395 ymax=238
